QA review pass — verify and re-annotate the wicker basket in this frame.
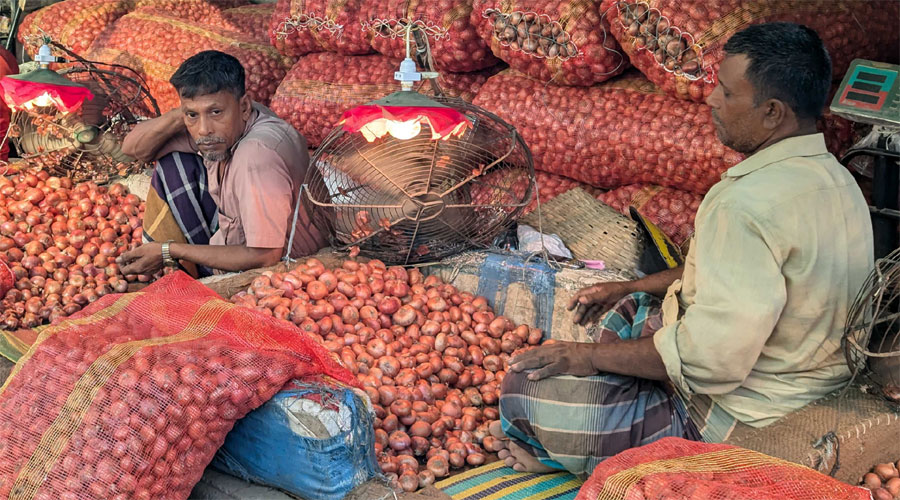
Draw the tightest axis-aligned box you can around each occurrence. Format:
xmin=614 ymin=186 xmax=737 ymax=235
xmin=521 ymin=188 xmax=645 ymax=271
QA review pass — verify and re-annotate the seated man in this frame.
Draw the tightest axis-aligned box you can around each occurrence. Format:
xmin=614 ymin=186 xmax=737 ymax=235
xmin=118 ymin=50 xmax=324 ymax=277
xmin=490 ymin=22 xmax=874 ymax=478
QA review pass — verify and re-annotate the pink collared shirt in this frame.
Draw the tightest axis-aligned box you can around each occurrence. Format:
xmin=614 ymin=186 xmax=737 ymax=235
xmin=155 ymin=102 xmax=326 ymax=258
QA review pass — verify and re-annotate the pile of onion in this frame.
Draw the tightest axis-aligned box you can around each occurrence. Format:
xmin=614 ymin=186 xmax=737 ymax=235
xmin=232 ymin=257 xmax=544 ymax=491
xmin=862 ymin=461 xmax=900 ymax=500
xmin=0 ymin=172 xmax=144 ymax=330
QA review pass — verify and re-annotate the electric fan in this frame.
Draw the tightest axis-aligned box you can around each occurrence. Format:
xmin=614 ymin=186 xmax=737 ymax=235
xmin=301 ymin=95 xmax=534 ymax=265
xmin=6 ymin=43 xmax=159 ymax=183
xmin=295 ymin=27 xmax=535 ymax=265
xmin=844 ymin=246 xmax=900 ymax=402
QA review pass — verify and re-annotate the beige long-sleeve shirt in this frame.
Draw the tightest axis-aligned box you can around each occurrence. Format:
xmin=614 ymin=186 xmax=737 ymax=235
xmin=653 ymin=133 xmax=873 ymax=441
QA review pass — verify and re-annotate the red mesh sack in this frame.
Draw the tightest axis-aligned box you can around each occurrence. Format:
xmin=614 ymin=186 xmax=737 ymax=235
xmin=471 ymin=0 xmax=627 ymax=86
xmin=575 ymin=437 xmax=871 ymax=500
xmin=361 ymin=0 xmax=498 ymax=73
xmin=604 ymin=0 xmax=900 ymax=102
xmin=0 ymin=272 xmax=355 ymax=500
xmin=131 ymin=0 xmax=246 ymax=22
xmin=270 ymin=53 xmax=497 ymax=147
xmin=223 ymin=4 xmax=277 ymax=42
xmin=17 ymin=0 xmax=131 ymax=59
xmin=270 ymin=0 xmax=373 ymax=57
xmin=472 ymin=70 xmax=743 ymax=194
xmin=597 ymin=184 xmax=701 ymax=246
xmin=87 ymin=10 xmax=293 ymax=113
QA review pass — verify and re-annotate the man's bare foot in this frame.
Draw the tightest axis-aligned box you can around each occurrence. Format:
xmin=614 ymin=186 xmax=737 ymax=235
xmin=488 ymin=421 xmax=556 ymax=474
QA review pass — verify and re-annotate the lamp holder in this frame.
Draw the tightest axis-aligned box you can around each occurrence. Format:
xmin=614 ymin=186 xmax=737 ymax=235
xmin=34 ymin=44 xmax=56 ymax=67
xmin=394 ymin=23 xmax=439 ymax=91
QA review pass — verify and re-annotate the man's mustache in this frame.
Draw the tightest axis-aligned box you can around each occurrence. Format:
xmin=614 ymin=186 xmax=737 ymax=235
xmin=196 ymin=137 xmax=226 ymax=145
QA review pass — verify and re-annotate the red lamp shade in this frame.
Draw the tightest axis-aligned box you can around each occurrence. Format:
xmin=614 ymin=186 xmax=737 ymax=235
xmin=0 ymin=68 xmax=93 ymax=114
xmin=340 ymin=91 xmax=470 ymax=142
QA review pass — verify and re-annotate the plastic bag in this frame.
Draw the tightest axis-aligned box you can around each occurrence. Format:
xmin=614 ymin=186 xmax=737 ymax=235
xmin=211 ymin=378 xmax=379 ymax=500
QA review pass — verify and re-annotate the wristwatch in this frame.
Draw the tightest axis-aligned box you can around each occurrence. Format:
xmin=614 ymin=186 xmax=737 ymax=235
xmin=161 ymin=241 xmax=177 ymax=268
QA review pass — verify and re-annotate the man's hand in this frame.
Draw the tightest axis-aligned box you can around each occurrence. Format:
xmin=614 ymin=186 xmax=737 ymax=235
xmin=509 ymin=341 xmax=599 ymax=381
xmin=567 ymin=281 xmax=633 ymax=326
xmin=118 ymin=243 xmax=164 ymax=276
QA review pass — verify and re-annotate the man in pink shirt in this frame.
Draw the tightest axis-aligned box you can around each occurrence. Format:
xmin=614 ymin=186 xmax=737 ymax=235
xmin=119 ymin=51 xmax=325 ymax=276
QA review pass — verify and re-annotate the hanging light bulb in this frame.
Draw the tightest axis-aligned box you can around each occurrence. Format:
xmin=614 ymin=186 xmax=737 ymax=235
xmin=386 ymin=119 xmax=422 ymax=140
xmin=338 ymin=24 xmax=469 ymax=142
xmin=0 ymin=44 xmax=93 ymax=115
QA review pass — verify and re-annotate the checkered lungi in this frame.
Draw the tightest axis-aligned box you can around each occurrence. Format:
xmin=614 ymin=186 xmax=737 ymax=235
xmin=141 ymin=152 xmax=218 ymax=277
xmin=499 ymin=292 xmax=701 ymax=479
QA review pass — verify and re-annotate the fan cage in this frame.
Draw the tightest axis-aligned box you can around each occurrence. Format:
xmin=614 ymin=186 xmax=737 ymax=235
xmin=9 ymin=58 xmax=159 ymax=184
xmin=844 ymin=246 xmax=900 ymax=401
xmin=298 ymin=95 xmax=535 ymax=265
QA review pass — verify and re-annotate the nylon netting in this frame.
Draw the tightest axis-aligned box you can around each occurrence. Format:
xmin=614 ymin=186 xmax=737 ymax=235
xmin=472 ymin=70 xmax=743 ymax=194
xmin=361 ymin=0 xmax=499 ymax=73
xmin=271 ymin=0 xmax=374 ymax=57
xmin=87 ymin=10 xmax=293 ymax=113
xmin=472 ymin=0 xmax=628 ymax=86
xmin=270 ymin=52 xmax=497 ymax=147
xmin=604 ymin=0 xmax=900 ymax=102
xmin=575 ymin=437 xmax=872 ymax=500
xmin=0 ymin=272 xmax=355 ymax=500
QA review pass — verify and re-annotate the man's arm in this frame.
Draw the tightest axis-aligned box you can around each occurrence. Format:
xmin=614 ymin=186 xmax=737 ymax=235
xmin=122 ymin=108 xmax=194 ymax=162
xmin=567 ymin=265 xmax=684 ymax=325
xmin=510 ymin=337 xmax=668 ymax=381
xmin=118 ymin=242 xmax=282 ymax=275
xmin=170 ymin=243 xmax=281 ymax=272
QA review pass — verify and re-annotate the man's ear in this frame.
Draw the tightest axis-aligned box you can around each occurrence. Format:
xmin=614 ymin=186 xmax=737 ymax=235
xmin=762 ymin=98 xmax=788 ymax=131
xmin=240 ymin=94 xmax=252 ymax=120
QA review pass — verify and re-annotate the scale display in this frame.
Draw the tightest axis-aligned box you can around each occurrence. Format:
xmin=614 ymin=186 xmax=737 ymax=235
xmin=830 ymin=59 xmax=900 ymax=127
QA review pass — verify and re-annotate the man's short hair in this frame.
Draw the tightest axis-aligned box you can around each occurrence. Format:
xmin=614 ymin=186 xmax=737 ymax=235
xmin=724 ymin=22 xmax=832 ymax=121
xmin=170 ymin=50 xmax=246 ymax=99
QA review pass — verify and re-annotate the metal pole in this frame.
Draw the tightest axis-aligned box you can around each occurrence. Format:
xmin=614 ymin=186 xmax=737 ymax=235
xmin=871 ymin=135 xmax=899 ymax=260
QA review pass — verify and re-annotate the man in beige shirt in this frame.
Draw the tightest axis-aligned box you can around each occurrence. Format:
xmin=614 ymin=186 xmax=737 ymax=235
xmin=489 ymin=23 xmax=873 ymax=477
xmin=118 ymin=50 xmax=324 ymax=277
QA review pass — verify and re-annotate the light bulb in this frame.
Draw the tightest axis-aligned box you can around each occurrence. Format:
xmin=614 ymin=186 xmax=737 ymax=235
xmin=386 ymin=119 xmax=421 ymax=140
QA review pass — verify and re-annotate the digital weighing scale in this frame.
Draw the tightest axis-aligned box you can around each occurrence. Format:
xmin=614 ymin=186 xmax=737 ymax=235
xmin=831 ymin=59 xmax=900 ymax=259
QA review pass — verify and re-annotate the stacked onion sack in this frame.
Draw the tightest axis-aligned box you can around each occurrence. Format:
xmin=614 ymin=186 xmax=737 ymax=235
xmin=0 ymin=172 xmax=144 ymax=330
xmin=603 ymin=0 xmax=900 ymax=102
xmin=270 ymin=52 xmax=498 ymax=148
xmin=231 ymin=258 xmax=545 ymax=491
xmin=87 ymin=8 xmax=293 ymax=113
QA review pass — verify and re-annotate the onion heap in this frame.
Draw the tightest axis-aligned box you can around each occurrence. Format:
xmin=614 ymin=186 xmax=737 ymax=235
xmin=862 ymin=461 xmax=900 ymax=500
xmin=0 ymin=172 xmax=144 ymax=331
xmin=232 ymin=257 xmax=545 ymax=491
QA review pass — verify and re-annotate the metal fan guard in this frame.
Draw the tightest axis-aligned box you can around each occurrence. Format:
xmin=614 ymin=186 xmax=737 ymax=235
xmin=299 ymin=95 xmax=535 ymax=265
xmin=9 ymin=60 xmax=159 ymax=183
xmin=844 ymin=246 xmax=900 ymax=401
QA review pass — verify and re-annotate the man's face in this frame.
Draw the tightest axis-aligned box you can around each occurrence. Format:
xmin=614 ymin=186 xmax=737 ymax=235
xmin=706 ymin=54 xmax=769 ymax=154
xmin=181 ymin=90 xmax=250 ymax=162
